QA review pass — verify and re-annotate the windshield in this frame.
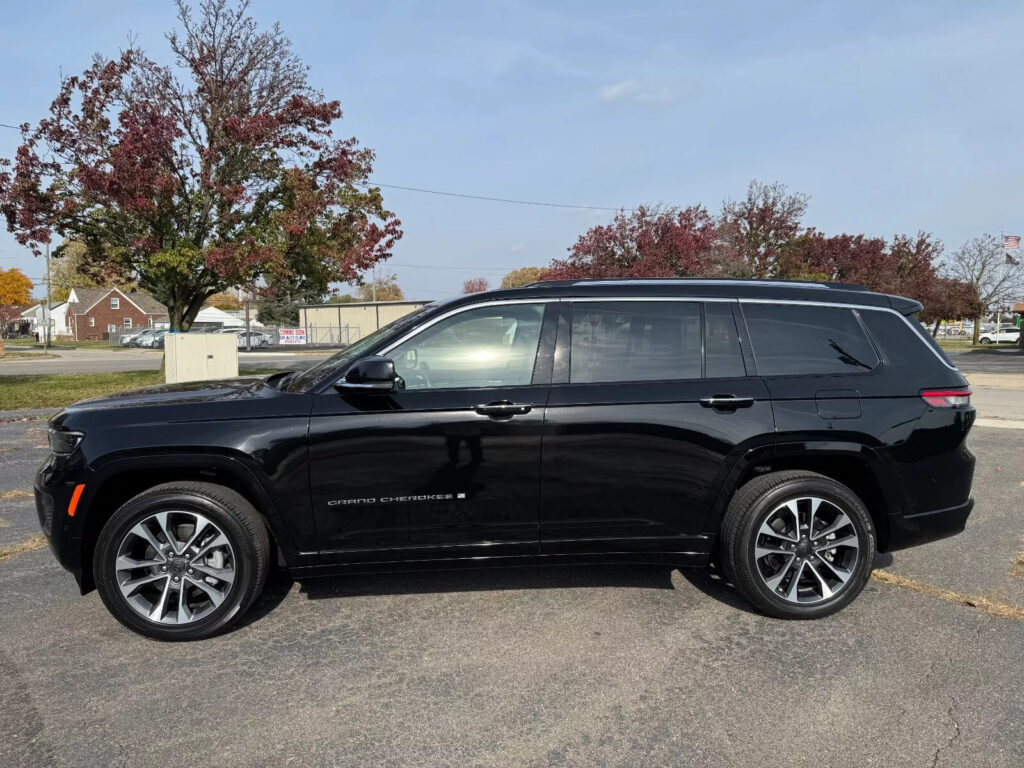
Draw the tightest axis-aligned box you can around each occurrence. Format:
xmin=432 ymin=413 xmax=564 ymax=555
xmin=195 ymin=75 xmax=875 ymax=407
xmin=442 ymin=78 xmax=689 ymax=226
xmin=283 ymin=304 xmax=436 ymax=391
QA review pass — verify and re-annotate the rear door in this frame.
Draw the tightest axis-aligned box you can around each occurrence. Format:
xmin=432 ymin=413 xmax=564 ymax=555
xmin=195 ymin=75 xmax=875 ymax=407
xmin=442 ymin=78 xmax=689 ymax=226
xmin=539 ymin=299 xmax=773 ymax=554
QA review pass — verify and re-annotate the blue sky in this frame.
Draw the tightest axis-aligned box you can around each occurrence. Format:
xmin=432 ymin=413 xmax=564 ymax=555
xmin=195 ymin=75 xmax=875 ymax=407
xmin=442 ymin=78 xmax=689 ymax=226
xmin=2 ymin=0 xmax=1023 ymax=300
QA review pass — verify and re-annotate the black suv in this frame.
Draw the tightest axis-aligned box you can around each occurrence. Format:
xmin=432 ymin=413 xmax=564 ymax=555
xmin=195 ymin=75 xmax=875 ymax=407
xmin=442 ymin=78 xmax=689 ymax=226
xmin=36 ymin=279 xmax=976 ymax=640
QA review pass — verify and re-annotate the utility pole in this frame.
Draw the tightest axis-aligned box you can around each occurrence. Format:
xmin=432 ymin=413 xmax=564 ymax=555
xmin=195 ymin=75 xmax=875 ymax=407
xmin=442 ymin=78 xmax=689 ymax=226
xmin=371 ymin=266 xmax=377 ymax=302
xmin=244 ymin=286 xmax=252 ymax=352
xmin=43 ymin=239 xmax=51 ymax=353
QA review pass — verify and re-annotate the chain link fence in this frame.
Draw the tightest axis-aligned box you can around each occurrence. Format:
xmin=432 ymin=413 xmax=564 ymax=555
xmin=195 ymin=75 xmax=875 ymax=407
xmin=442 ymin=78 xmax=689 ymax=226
xmin=109 ymin=325 xmax=356 ymax=350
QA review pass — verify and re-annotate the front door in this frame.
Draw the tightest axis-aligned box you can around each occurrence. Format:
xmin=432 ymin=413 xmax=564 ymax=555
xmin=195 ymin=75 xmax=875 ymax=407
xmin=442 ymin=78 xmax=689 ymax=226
xmin=309 ymin=301 xmax=555 ymax=563
xmin=540 ymin=300 xmax=774 ymax=554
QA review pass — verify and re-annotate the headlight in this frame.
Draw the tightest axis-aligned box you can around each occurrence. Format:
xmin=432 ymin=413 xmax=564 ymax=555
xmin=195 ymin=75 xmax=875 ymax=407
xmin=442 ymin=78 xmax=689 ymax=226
xmin=48 ymin=429 xmax=84 ymax=455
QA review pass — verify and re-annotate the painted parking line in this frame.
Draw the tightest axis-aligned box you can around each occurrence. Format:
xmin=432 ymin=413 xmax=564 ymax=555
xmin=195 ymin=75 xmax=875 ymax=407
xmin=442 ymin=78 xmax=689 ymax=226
xmin=974 ymin=418 xmax=1024 ymax=430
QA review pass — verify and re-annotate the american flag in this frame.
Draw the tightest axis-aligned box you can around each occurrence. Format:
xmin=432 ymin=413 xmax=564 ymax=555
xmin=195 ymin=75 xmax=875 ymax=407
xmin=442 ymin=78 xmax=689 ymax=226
xmin=1004 ymin=235 xmax=1020 ymax=249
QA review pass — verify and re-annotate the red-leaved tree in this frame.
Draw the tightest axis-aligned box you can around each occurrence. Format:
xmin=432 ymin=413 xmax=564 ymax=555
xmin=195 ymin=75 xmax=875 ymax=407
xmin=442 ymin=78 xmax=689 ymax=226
xmin=462 ymin=277 xmax=490 ymax=294
xmin=546 ymin=205 xmax=719 ymax=279
xmin=0 ymin=0 xmax=401 ymax=330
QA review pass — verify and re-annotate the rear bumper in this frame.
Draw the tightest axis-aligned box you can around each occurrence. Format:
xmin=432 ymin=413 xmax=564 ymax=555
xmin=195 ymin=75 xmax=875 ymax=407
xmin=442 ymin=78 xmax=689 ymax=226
xmin=886 ymin=497 xmax=974 ymax=552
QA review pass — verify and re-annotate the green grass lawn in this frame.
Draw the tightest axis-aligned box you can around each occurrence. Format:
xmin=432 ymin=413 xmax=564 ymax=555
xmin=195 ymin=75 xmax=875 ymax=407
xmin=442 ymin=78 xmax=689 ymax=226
xmin=2 ymin=338 xmax=139 ymax=351
xmin=0 ymin=369 xmax=288 ymax=411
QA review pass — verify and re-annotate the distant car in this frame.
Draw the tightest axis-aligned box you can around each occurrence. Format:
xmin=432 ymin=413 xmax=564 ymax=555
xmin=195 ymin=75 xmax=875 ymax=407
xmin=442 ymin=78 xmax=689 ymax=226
xmin=979 ymin=327 xmax=1020 ymax=344
xmin=125 ymin=328 xmax=158 ymax=347
xmin=140 ymin=330 xmax=168 ymax=348
xmin=234 ymin=330 xmax=271 ymax=348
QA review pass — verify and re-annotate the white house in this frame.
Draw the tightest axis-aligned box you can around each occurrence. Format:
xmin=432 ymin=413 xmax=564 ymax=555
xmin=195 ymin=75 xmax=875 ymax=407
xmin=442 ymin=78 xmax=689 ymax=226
xmin=20 ymin=301 xmax=71 ymax=339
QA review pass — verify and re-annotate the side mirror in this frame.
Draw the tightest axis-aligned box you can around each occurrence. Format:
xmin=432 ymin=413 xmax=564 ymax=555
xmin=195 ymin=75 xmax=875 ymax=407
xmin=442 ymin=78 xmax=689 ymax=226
xmin=336 ymin=356 xmax=396 ymax=393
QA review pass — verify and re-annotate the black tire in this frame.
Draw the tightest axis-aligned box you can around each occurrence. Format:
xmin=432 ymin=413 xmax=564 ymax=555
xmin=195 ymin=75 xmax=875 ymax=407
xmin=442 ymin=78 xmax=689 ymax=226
xmin=720 ymin=471 xmax=876 ymax=619
xmin=94 ymin=482 xmax=270 ymax=641
xmin=980 ymin=338 xmax=992 ymax=344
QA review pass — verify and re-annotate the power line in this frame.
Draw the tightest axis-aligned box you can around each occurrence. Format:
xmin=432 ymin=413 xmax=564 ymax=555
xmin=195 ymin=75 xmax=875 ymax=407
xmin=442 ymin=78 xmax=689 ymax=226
xmin=360 ymin=181 xmax=626 ymax=212
xmin=1 ymin=121 xmax=627 ymax=211
xmin=388 ymin=262 xmax=512 ymax=273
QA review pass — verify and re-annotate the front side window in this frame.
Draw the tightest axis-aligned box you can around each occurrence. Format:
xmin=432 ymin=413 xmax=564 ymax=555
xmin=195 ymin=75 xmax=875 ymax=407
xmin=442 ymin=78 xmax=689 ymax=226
xmin=570 ymin=302 xmax=701 ymax=383
xmin=390 ymin=303 xmax=545 ymax=390
xmin=742 ymin=303 xmax=879 ymax=376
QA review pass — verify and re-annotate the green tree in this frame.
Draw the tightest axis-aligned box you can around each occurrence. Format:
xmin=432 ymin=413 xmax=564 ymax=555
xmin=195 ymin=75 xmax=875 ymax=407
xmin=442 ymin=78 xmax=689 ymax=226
xmin=500 ymin=266 xmax=548 ymax=289
xmin=204 ymin=292 xmax=242 ymax=310
xmin=357 ymin=273 xmax=403 ymax=301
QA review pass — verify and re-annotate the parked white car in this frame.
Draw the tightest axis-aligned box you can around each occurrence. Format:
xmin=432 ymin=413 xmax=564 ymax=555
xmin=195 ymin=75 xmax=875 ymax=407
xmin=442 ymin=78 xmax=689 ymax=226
xmin=232 ymin=330 xmax=272 ymax=348
xmin=978 ymin=327 xmax=1020 ymax=344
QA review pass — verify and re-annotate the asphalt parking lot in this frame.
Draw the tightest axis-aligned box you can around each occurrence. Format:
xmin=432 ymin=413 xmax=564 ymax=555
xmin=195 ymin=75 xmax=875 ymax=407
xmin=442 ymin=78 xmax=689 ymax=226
xmin=1 ymin=419 xmax=1022 ymax=767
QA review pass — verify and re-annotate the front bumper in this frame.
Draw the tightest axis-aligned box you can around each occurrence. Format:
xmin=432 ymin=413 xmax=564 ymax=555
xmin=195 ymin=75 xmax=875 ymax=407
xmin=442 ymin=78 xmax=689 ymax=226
xmin=35 ymin=460 xmax=89 ymax=591
xmin=886 ymin=497 xmax=974 ymax=551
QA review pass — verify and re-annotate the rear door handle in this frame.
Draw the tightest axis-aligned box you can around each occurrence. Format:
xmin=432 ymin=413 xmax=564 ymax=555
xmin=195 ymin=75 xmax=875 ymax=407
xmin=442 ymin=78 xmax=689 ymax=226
xmin=475 ymin=401 xmax=533 ymax=419
xmin=699 ymin=395 xmax=755 ymax=410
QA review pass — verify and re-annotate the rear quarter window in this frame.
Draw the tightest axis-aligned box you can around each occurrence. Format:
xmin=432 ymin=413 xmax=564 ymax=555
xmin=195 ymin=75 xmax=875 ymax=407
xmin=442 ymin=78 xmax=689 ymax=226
xmin=742 ymin=304 xmax=879 ymax=376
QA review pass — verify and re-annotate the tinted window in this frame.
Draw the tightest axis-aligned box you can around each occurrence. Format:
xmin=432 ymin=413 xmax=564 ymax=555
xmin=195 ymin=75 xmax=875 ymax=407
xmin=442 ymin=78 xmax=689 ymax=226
xmin=907 ymin=315 xmax=954 ymax=366
xmin=743 ymin=304 xmax=878 ymax=376
xmin=570 ymin=302 xmax=701 ymax=383
xmin=705 ymin=303 xmax=746 ymax=378
xmin=390 ymin=303 xmax=545 ymax=389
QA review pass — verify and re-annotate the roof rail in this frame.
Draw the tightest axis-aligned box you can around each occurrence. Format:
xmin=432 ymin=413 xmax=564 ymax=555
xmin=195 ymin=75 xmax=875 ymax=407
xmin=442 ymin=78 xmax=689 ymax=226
xmin=523 ymin=277 xmax=869 ymax=291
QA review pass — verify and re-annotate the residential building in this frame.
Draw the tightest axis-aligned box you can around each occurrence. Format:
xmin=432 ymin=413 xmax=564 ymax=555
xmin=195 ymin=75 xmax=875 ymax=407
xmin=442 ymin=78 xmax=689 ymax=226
xmin=65 ymin=287 xmax=169 ymax=341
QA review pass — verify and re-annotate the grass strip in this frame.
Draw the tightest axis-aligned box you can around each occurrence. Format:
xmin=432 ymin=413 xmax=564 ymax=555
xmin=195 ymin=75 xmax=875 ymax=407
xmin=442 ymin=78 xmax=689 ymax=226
xmin=871 ymin=569 xmax=1024 ymax=621
xmin=0 ymin=534 xmax=48 ymax=563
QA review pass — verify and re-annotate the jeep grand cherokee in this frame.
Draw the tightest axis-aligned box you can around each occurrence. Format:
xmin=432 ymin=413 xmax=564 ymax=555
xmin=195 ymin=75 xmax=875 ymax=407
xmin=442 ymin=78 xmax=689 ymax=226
xmin=36 ymin=278 xmax=976 ymax=640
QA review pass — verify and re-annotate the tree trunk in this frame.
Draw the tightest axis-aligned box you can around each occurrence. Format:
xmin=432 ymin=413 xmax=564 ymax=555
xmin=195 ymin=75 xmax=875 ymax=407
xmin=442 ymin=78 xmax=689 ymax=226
xmin=972 ymin=316 xmax=981 ymax=345
xmin=931 ymin=319 xmax=941 ymax=338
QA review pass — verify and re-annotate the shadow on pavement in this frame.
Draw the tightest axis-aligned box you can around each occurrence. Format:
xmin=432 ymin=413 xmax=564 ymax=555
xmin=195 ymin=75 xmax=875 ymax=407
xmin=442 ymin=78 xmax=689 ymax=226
xmin=235 ymin=552 xmax=902 ymax=631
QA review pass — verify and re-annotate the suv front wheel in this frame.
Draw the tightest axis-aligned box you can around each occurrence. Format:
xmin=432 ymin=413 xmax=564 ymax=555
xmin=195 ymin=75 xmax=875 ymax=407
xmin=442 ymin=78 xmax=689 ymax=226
xmin=720 ymin=471 xmax=876 ymax=619
xmin=94 ymin=481 xmax=270 ymax=641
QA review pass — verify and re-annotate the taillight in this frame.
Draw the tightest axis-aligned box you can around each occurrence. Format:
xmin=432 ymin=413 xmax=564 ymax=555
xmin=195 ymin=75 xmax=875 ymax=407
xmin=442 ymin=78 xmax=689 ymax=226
xmin=920 ymin=389 xmax=971 ymax=407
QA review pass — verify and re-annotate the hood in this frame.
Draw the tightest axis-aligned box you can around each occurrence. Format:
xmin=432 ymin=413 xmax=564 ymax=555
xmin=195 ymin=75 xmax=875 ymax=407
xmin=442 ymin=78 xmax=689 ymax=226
xmin=62 ymin=376 xmax=271 ymax=413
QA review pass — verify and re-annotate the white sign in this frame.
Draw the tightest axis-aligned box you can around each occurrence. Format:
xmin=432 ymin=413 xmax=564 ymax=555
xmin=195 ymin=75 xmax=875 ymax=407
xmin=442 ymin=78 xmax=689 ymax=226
xmin=279 ymin=328 xmax=307 ymax=345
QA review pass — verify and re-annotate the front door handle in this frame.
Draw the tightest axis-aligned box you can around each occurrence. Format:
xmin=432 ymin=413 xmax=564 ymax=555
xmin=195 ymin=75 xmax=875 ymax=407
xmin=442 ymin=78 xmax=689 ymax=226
xmin=699 ymin=395 xmax=755 ymax=411
xmin=475 ymin=401 xmax=533 ymax=419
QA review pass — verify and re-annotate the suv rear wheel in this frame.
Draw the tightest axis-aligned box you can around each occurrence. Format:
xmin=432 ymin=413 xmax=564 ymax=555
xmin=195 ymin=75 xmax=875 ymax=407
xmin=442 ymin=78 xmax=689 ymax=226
xmin=94 ymin=482 xmax=270 ymax=641
xmin=721 ymin=471 xmax=876 ymax=619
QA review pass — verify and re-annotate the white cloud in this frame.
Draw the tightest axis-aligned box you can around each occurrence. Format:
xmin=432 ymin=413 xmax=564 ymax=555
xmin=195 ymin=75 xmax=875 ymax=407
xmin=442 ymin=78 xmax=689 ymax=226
xmin=597 ymin=79 xmax=676 ymax=106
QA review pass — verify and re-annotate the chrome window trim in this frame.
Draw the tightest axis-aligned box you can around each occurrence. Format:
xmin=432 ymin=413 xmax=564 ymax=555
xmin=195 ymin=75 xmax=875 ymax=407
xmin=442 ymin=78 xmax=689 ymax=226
xmin=375 ymin=294 xmax=956 ymax=373
xmin=379 ymin=298 xmax=550 ymax=355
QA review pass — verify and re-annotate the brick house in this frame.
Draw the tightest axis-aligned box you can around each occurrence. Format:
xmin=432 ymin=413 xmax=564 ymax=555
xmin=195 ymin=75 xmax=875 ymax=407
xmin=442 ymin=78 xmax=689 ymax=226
xmin=66 ymin=287 xmax=169 ymax=341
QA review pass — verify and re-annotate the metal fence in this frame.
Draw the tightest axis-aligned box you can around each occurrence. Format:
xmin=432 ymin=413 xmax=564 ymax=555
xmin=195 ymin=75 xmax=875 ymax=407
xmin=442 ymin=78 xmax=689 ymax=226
xmin=109 ymin=325 xmax=356 ymax=350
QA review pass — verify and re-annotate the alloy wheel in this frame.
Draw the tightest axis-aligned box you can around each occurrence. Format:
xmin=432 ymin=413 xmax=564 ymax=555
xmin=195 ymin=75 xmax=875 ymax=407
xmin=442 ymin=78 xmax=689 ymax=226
xmin=115 ymin=511 xmax=236 ymax=624
xmin=752 ymin=496 xmax=861 ymax=605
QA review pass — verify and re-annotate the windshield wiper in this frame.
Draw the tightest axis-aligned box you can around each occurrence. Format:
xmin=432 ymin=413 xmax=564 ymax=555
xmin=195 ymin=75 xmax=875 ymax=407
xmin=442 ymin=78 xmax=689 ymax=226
xmin=828 ymin=339 xmax=873 ymax=370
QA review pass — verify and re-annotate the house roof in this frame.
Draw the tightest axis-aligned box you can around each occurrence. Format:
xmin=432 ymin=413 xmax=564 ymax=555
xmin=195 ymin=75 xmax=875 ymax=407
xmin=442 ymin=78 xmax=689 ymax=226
xmin=67 ymin=287 xmax=168 ymax=319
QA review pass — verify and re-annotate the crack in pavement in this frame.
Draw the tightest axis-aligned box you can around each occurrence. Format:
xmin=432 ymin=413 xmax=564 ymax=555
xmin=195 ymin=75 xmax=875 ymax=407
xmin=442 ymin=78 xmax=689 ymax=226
xmin=928 ymin=694 xmax=962 ymax=768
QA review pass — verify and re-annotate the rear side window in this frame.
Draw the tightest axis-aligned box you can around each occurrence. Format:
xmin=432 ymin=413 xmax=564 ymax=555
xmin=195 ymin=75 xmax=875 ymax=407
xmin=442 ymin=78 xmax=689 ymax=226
xmin=742 ymin=304 xmax=879 ymax=376
xmin=705 ymin=303 xmax=746 ymax=378
xmin=570 ymin=302 xmax=701 ymax=383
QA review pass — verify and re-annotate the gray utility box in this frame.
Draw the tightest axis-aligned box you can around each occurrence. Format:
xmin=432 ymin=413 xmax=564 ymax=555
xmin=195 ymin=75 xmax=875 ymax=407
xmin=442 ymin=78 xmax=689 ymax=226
xmin=164 ymin=333 xmax=239 ymax=384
